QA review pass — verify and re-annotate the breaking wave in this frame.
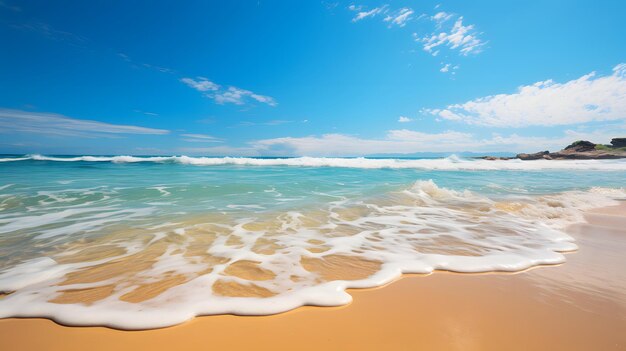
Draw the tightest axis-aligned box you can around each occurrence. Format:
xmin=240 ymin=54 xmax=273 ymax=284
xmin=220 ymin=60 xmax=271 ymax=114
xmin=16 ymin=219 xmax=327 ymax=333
xmin=1 ymin=154 xmax=625 ymax=170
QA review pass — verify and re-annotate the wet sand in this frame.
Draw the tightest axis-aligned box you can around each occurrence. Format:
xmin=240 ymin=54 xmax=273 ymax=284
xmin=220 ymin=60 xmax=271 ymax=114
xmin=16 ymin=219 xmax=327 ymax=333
xmin=1 ymin=204 xmax=625 ymax=350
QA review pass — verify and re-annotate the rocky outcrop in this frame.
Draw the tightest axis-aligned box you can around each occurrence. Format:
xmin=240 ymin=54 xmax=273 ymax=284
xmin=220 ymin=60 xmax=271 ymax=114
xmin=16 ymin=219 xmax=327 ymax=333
xmin=516 ymin=151 xmax=550 ymax=160
xmin=549 ymin=149 xmax=625 ymax=159
xmin=480 ymin=156 xmax=514 ymax=161
xmin=611 ymin=138 xmax=626 ymax=148
xmin=547 ymin=140 xmax=626 ymax=159
xmin=563 ymin=140 xmax=596 ymax=152
xmin=483 ymin=138 xmax=626 ymax=161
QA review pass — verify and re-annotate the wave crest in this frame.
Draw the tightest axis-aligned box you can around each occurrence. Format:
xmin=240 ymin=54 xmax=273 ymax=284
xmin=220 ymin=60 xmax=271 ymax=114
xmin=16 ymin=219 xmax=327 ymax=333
xmin=1 ymin=154 xmax=625 ymax=170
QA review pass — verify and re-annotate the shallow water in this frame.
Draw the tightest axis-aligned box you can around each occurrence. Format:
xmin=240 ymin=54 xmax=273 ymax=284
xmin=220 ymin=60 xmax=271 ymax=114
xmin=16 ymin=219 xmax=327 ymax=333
xmin=0 ymin=155 xmax=625 ymax=329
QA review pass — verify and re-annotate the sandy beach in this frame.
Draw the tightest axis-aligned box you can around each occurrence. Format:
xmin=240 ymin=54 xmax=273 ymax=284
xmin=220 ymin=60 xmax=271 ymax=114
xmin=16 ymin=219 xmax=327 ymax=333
xmin=1 ymin=203 xmax=624 ymax=350
xmin=2 ymin=1 xmax=626 ymax=349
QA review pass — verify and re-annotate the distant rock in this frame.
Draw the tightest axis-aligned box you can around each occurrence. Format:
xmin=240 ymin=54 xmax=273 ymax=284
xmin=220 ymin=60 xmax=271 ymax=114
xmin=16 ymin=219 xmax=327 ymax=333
xmin=479 ymin=156 xmax=514 ymax=161
xmin=550 ymin=149 xmax=624 ymax=159
xmin=563 ymin=140 xmax=596 ymax=152
xmin=483 ymin=138 xmax=626 ymax=161
xmin=611 ymin=138 xmax=626 ymax=148
xmin=550 ymin=139 xmax=626 ymax=159
xmin=516 ymin=151 xmax=550 ymax=160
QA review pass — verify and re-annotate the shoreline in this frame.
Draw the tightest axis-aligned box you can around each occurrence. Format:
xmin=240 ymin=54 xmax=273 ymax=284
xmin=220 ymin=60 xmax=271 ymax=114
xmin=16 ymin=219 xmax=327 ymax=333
xmin=1 ymin=203 xmax=625 ymax=349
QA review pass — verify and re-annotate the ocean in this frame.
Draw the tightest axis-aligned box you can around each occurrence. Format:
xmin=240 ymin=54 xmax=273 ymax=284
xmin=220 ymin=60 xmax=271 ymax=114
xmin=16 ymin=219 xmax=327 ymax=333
xmin=0 ymin=154 xmax=625 ymax=329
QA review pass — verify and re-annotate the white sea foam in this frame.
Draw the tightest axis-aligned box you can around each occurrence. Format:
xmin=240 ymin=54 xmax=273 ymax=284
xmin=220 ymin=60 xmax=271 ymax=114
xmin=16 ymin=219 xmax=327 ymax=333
xmin=0 ymin=180 xmax=623 ymax=329
xmin=0 ymin=154 xmax=625 ymax=170
xmin=0 ymin=184 xmax=14 ymax=191
xmin=0 ymin=157 xmax=29 ymax=162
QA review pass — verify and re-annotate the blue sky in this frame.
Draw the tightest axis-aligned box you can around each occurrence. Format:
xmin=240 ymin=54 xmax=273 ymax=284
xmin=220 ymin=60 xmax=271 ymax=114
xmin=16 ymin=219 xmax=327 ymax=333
xmin=1 ymin=0 xmax=625 ymax=156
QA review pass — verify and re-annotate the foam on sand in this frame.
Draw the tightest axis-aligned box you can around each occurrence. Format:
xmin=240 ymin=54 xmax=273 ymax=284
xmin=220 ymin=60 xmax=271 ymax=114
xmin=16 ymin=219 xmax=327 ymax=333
xmin=0 ymin=180 xmax=623 ymax=329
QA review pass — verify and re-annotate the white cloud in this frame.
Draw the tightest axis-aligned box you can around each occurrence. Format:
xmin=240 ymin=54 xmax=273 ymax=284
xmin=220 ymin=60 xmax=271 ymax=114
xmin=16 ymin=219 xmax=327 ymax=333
xmin=398 ymin=116 xmax=412 ymax=123
xmin=347 ymin=5 xmax=485 ymax=73
xmin=426 ymin=63 xmax=626 ymax=127
xmin=249 ymin=92 xmax=277 ymax=106
xmin=182 ymin=77 xmax=277 ymax=107
xmin=252 ymin=130 xmax=470 ymax=156
xmin=0 ymin=109 xmax=169 ymax=137
xmin=213 ymin=87 xmax=277 ymax=107
xmin=134 ymin=109 xmax=159 ymax=116
xmin=181 ymin=133 xmax=218 ymax=139
xmin=180 ymin=77 xmax=220 ymax=92
xmin=213 ymin=87 xmax=248 ymax=105
xmin=418 ymin=16 xmax=485 ymax=56
xmin=384 ymin=8 xmax=414 ymax=27
xmin=431 ymin=11 xmax=452 ymax=25
xmin=440 ymin=63 xmax=459 ymax=74
xmin=350 ymin=5 xmax=386 ymax=22
xmin=180 ymin=133 xmax=222 ymax=143
xmin=349 ymin=5 xmax=414 ymax=27
xmin=247 ymin=128 xmax=615 ymax=156
xmin=174 ymin=127 xmax=622 ymax=157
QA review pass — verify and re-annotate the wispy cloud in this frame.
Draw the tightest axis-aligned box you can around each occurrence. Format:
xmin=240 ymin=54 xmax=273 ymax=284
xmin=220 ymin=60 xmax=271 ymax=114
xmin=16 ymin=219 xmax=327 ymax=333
xmin=417 ymin=16 xmax=486 ymax=56
xmin=425 ymin=63 xmax=626 ymax=127
xmin=117 ymin=53 xmax=132 ymax=62
xmin=117 ymin=53 xmax=175 ymax=74
xmin=0 ymin=109 xmax=169 ymax=137
xmin=384 ymin=8 xmax=414 ymax=27
xmin=0 ymin=0 xmax=20 ymax=12
xmin=180 ymin=77 xmax=220 ymax=92
xmin=10 ymin=21 xmax=86 ymax=45
xmin=349 ymin=4 xmax=416 ymax=27
xmin=141 ymin=63 xmax=174 ymax=74
xmin=181 ymin=77 xmax=277 ymax=107
xmin=349 ymin=4 xmax=387 ymax=22
xmin=322 ymin=1 xmax=340 ymax=11
xmin=247 ymin=129 xmax=615 ymax=156
xmin=431 ymin=11 xmax=452 ymax=26
xmin=251 ymin=131 xmax=471 ymax=156
xmin=398 ymin=116 xmax=412 ymax=123
xmin=440 ymin=63 xmax=459 ymax=74
xmin=180 ymin=133 xmax=222 ymax=143
xmin=174 ymin=126 xmax=622 ymax=156
xmin=234 ymin=120 xmax=294 ymax=127
xmin=347 ymin=4 xmax=485 ymax=73
xmin=213 ymin=87 xmax=277 ymax=106
xmin=134 ymin=109 xmax=159 ymax=117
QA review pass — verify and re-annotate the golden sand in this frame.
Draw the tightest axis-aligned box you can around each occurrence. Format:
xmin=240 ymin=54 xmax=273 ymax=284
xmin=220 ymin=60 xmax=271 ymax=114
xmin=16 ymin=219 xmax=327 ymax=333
xmin=301 ymin=254 xmax=382 ymax=281
xmin=1 ymin=204 xmax=625 ymax=350
xmin=223 ymin=260 xmax=276 ymax=281
xmin=212 ymin=279 xmax=276 ymax=298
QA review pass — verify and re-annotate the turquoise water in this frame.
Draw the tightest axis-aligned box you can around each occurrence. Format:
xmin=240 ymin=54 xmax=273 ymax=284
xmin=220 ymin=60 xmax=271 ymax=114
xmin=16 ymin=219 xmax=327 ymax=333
xmin=0 ymin=155 xmax=625 ymax=329
xmin=2 ymin=156 xmax=625 ymax=212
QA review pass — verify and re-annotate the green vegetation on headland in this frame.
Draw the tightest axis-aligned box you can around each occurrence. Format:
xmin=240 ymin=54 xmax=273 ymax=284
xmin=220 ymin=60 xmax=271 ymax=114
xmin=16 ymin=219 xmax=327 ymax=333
xmin=594 ymin=144 xmax=626 ymax=152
